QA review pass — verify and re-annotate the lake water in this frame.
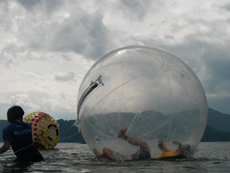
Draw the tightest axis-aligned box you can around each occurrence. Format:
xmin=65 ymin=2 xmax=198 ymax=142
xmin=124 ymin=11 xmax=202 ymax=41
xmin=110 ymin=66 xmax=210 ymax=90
xmin=0 ymin=142 xmax=230 ymax=173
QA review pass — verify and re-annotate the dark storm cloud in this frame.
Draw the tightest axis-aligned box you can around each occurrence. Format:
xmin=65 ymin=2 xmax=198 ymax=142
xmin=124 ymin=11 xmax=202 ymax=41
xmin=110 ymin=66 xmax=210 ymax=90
xmin=120 ymin=0 xmax=157 ymax=21
xmin=121 ymin=0 xmax=148 ymax=21
xmin=164 ymin=34 xmax=174 ymax=40
xmin=18 ymin=0 xmax=41 ymax=10
xmin=50 ymin=11 xmax=110 ymax=60
xmin=204 ymin=49 xmax=230 ymax=87
xmin=222 ymin=2 xmax=230 ymax=12
xmin=54 ymin=71 xmax=75 ymax=81
xmin=0 ymin=1 xmax=12 ymax=31
xmin=160 ymin=39 xmax=230 ymax=114
xmin=18 ymin=0 xmax=63 ymax=14
xmin=161 ymin=40 xmax=229 ymax=87
xmin=1 ymin=1 xmax=112 ymax=65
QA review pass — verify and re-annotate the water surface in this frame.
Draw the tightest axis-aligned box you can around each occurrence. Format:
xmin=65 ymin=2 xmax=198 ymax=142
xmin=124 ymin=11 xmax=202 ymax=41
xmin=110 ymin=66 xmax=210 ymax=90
xmin=0 ymin=142 xmax=230 ymax=172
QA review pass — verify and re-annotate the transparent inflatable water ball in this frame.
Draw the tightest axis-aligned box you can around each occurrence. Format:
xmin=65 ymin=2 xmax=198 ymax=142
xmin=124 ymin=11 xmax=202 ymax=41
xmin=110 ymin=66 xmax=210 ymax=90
xmin=76 ymin=46 xmax=208 ymax=158
xmin=24 ymin=112 xmax=60 ymax=149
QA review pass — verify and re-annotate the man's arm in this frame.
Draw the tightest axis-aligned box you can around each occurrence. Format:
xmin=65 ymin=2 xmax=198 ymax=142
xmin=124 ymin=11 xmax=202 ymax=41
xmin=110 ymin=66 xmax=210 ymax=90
xmin=158 ymin=139 xmax=166 ymax=151
xmin=172 ymin=140 xmax=181 ymax=146
xmin=0 ymin=140 xmax=11 ymax=154
xmin=173 ymin=140 xmax=188 ymax=155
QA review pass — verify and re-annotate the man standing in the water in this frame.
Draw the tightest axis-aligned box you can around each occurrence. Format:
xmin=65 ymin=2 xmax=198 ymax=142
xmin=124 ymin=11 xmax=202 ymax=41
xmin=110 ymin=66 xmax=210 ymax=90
xmin=0 ymin=105 xmax=44 ymax=162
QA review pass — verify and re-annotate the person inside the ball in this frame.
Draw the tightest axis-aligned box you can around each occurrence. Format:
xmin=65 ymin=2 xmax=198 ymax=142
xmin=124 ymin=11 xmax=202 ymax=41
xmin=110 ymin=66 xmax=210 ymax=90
xmin=0 ymin=105 xmax=44 ymax=162
xmin=93 ymin=127 xmax=151 ymax=161
xmin=151 ymin=139 xmax=192 ymax=159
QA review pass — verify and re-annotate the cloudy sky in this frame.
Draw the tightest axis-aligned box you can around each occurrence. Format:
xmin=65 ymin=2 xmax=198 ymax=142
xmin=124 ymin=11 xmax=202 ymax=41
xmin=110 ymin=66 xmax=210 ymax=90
xmin=0 ymin=0 xmax=230 ymax=120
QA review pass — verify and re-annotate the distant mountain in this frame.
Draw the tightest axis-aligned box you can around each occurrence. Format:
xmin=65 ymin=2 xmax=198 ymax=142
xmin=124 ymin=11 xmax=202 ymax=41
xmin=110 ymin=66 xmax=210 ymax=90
xmin=0 ymin=120 xmax=9 ymax=141
xmin=207 ymin=108 xmax=230 ymax=133
xmin=56 ymin=119 xmax=85 ymax=143
xmin=201 ymin=125 xmax=230 ymax=142
xmin=0 ymin=107 xmax=229 ymax=142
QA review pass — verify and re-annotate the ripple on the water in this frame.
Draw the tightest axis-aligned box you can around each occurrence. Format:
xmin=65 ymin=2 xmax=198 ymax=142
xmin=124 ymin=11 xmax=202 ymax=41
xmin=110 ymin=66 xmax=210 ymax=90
xmin=1 ymin=142 xmax=230 ymax=172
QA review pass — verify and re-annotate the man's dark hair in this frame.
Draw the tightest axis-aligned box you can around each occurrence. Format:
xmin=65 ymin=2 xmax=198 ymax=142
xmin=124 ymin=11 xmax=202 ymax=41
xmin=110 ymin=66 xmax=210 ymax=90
xmin=7 ymin=105 xmax=24 ymax=123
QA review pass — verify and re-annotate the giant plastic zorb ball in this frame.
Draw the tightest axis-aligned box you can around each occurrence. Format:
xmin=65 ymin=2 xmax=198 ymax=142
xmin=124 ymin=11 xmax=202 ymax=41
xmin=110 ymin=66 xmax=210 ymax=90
xmin=24 ymin=112 xmax=60 ymax=149
xmin=76 ymin=46 xmax=208 ymax=158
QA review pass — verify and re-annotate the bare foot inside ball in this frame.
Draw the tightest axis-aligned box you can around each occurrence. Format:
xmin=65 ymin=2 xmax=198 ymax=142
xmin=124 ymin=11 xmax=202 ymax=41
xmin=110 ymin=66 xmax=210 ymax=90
xmin=93 ymin=148 xmax=102 ymax=158
xmin=103 ymin=151 xmax=114 ymax=160
xmin=117 ymin=127 xmax=127 ymax=138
